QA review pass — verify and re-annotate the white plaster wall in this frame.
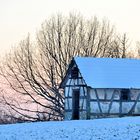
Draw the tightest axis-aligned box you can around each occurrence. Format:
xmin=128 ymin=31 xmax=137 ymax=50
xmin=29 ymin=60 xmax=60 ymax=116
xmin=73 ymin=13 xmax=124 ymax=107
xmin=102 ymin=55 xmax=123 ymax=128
xmin=89 ymin=88 xmax=140 ymax=114
xmin=65 ymin=83 xmax=140 ymax=120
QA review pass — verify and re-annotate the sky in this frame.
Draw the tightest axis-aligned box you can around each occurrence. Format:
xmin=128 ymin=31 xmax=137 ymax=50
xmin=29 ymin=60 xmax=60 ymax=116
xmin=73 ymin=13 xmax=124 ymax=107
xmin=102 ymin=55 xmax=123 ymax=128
xmin=0 ymin=0 xmax=140 ymax=55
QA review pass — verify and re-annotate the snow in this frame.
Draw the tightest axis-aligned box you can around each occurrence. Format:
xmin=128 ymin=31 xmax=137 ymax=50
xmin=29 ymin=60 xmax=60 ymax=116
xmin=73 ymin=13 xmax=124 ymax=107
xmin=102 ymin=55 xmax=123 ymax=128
xmin=0 ymin=117 xmax=140 ymax=140
xmin=75 ymin=57 xmax=140 ymax=89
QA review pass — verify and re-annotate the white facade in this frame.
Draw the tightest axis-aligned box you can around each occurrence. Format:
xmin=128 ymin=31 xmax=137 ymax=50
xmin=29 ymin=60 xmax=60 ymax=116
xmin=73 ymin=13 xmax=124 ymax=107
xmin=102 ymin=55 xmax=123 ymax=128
xmin=60 ymin=57 xmax=140 ymax=120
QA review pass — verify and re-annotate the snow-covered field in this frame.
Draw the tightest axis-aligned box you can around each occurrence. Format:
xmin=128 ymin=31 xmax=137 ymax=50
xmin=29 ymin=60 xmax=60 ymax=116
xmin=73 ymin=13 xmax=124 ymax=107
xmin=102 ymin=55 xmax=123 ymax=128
xmin=0 ymin=117 xmax=140 ymax=140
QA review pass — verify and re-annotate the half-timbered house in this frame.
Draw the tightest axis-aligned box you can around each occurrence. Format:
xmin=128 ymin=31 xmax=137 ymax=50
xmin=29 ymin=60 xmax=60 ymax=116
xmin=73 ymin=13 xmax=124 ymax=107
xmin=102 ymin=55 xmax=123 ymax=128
xmin=60 ymin=57 xmax=140 ymax=120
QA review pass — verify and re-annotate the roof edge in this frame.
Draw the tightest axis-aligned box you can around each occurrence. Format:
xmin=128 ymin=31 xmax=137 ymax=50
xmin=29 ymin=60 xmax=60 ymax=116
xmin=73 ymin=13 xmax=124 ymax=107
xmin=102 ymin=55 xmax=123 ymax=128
xmin=59 ymin=57 xmax=76 ymax=88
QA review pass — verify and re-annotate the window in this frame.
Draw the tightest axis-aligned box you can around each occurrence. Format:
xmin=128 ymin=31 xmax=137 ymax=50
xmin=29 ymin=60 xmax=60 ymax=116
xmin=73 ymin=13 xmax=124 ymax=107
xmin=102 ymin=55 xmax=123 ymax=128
xmin=121 ymin=89 xmax=129 ymax=101
xmin=71 ymin=67 xmax=79 ymax=79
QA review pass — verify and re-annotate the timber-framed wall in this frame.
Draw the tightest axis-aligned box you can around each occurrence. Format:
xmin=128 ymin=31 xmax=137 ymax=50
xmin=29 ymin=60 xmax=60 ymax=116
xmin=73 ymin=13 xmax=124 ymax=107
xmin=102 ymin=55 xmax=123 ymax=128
xmin=60 ymin=58 xmax=140 ymax=120
xmin=87 ymin=88 xmax=140 ymax=119
xmin=63 ymin=69 xmax=140 ymax=120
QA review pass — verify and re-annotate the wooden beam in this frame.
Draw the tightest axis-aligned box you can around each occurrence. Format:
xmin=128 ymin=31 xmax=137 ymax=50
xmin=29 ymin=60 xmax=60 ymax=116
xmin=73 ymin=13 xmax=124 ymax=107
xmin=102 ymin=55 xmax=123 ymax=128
xmin=82 ymin=86 xmax=86 ymax=97
xmin=104 ymin=89 xmax=107 ymax=100
xmin=67 ymin=79 xmax=72 ymax=110
xmin=108 ymin=90 xmax=117 ymax=114
xmin=94 ymin=89 xmax=102 ymax=114
xmin=128 ymin=93 xmax=140 ymax=114
xmin=65 ymin=109 xmax=87 ymax=112
xmin=64 ymin=85 xmax=87 ymax=87
xmin=79 ymin=87 xmax=84 ymax=110
xmin=119 ymin=91 xmax=122 ymax=117
xmin=89 ymin=99 xmax=140 ymax=102
xmin=67 ymin=79 xmax=72 ymax=97
xmin=90 ymin=113 xmax=140 ymax=116
xmin=86 ymin=87 xmax=90 ymax=119
xmin=65 ymin=96 xmax=86 ymax=99
xmin=69 ymin=77 xmax=83 ymax=79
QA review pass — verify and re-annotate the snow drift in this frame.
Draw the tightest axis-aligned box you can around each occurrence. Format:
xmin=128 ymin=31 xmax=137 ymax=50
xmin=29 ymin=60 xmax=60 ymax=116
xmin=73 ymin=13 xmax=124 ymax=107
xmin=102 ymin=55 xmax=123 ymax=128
xmin=0 ymin=117 xmax=140 ymax=140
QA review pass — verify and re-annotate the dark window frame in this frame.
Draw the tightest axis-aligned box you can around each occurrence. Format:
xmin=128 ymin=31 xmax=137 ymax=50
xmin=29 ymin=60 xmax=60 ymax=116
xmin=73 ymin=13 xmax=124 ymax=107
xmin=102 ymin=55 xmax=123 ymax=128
xmin=121 ymin=89 xmax=130 ymax=101
xmin=71 ymin=67 xmax=79 ymax=79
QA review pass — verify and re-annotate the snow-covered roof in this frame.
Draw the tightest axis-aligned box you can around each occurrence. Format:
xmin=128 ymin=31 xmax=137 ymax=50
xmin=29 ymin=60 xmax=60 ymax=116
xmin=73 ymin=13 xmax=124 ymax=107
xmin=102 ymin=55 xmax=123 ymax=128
xmin=74 ymin=57 xmax=140 ymax=89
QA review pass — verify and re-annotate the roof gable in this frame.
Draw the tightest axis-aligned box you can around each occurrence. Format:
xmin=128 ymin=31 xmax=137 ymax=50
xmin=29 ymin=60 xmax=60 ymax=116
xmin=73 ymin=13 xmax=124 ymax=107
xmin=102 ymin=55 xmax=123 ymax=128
xmin=74 ymin=57 xmax=140 ymax=89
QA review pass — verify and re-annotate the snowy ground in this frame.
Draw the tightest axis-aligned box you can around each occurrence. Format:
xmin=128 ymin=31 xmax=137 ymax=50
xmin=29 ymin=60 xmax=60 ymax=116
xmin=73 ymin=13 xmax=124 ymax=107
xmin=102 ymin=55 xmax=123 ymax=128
xmin=0 ymin=117 xmax=140 ymax=140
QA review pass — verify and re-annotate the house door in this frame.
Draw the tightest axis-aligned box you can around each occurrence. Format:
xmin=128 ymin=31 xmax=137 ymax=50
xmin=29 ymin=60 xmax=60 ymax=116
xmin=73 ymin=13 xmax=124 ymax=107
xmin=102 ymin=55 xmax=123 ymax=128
xmin=72 ymin=89 xmax=80 ymax=120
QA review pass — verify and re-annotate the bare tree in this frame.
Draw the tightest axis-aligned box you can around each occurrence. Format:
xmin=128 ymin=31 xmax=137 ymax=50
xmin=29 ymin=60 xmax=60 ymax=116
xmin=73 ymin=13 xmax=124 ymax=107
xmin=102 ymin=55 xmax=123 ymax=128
xmin=0 ymin=13 xmax=130 ymax=122
xmin=0 ymin=36 xmax=63 ymax=121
